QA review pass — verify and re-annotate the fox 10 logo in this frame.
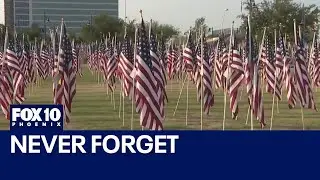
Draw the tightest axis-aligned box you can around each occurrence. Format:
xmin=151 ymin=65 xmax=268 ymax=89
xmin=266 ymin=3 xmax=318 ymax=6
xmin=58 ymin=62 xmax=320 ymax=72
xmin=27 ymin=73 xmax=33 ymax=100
xmin=10 ymin=104 xmax=64 ymax=131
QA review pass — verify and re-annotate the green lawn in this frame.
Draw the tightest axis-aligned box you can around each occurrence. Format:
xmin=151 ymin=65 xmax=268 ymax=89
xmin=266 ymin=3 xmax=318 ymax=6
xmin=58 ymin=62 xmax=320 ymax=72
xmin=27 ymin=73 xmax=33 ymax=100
xmin=1 ymin=67 xmax=319 ymax=130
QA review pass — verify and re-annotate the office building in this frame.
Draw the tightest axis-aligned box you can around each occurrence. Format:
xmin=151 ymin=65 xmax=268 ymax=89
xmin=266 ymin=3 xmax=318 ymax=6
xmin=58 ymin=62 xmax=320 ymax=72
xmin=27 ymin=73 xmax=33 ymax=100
xmin=0 ymin=0 xmax=14 ymax=31
xmin=14 ymin=0 xmax=119 ymax=32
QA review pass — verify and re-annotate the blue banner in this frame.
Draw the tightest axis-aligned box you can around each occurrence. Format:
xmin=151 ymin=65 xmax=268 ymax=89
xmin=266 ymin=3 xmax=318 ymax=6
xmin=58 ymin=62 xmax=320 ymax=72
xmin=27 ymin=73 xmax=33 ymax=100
xmin=1 ymin=104 xmax=319 ymax=180
xmin=1 ymin=130 xmax=320 ymax=180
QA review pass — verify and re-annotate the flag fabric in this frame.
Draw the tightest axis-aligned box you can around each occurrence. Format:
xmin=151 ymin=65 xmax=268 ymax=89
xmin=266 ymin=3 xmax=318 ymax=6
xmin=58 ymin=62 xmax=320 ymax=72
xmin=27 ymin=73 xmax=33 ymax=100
xmin=70 ymin=41 xmax=77 ymax=104
xmin=54 ymin=20 xmax=76 ymax=123
xmin=228 ymin=34 xmax=244 ymax=119
xmin=244 ymin=20 xmax=265 ymax=127
xmin=215 ymin=38 xmax=226 ymax=89
xmin=311 ymin=33 xmax=320 ymax=87
xmin=6 ymin=35 xmax=24 ymax=104
xmin=183 ymin=31 xmax=195 ymax=78
xmin=0 ymin=57 xmax=13 ymax=119
xmin=150 ymin=23 xmax=167 ymax=120
xmin=133 ymin=18 xmax=163 ymax=130
xmin=40 ymin=41 xmax=50 ymax=79
xmin=158 ymin=35 xmax=167 ymax=86
xmin=199 ymin=33 xmax=214 ymax=114
xmin=263 ymin=35 xmax=281 ymax=100
xmin=119 ymin=32 xmax=134 ymax=98
xmin=283 ymin=49 xmax=297 ymax=109
xmin=275 ymin=30 xmax=285 ymax=96
xmin=106 ymin=39 xmax=117 ymax=91
xmin=0 ymin=31 xmax=14 ymax=119
xmin=294 ymin=37 xmax=317 ymax=111
xmin=244 ymin=21 xmax=253 ymax=107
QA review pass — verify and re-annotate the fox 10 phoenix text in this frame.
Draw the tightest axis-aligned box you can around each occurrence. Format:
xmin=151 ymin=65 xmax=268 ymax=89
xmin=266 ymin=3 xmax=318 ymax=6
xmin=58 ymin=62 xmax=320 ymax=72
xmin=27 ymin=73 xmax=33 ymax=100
xmin=10 ymin=105 xmax=179 ymax=155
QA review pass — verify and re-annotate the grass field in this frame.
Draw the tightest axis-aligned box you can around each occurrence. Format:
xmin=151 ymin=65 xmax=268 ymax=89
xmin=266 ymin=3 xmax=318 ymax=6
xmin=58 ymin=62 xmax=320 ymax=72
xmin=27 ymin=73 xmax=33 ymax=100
xmin=0 ymin=67 xmax=319 ymax=130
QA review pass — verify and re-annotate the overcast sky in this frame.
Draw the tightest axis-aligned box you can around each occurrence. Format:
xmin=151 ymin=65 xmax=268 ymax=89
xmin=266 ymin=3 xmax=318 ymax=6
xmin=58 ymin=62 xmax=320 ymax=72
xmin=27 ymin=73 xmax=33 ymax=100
xmin=118 ymin=0 xmax=318 ymax=32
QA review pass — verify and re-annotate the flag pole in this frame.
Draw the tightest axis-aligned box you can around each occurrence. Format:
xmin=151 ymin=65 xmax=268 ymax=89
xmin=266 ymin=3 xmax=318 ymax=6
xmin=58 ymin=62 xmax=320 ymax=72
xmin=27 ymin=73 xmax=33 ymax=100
xmin=131 ymin=25 xmax=138 ymax=130
xmin=112 ymin=34 xmax=117 ymax=110
xmin=171 ymin=43 xmax=173 ymax=92
xmin=212 ymin=37 xmax=219 ymax=122
xmin=119 ymin=81 xmax=122 ymax=119
xmin=299 ymin=23 xmax=305 ymax=130
xmin=173 ymin=75 xmax=187 ymax=116
xmin=248 ymin=14 xmax=254 ymax=130
xmin=223 ymin=22 xmax=233 ymax=130
xmin=122 ymin=18 xmax=128 ymax=127
xmin=173 ymin=31 xmax=190 ymax=117
xmin=200 ymin=25 xmax=204 ymax=130
xmin=186 ymin=29 xmax=193 ymax=127
xmin=186 ymin=75 xmax=189 ymax=126
xmin=270 ymin=29 xmax=277 ymax=130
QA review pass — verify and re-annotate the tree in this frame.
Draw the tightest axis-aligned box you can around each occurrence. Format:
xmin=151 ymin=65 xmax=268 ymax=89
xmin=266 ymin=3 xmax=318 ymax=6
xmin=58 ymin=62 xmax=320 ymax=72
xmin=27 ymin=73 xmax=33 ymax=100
xmin=80 ymin=13 xmax=125 ymax=43
xmin=79 ymin=13 xmax=180 ymax=43
xmin=25 ymin=23 xmax=41 ymax=41
xmin=238 ymin=0 xmax=319 ymax=41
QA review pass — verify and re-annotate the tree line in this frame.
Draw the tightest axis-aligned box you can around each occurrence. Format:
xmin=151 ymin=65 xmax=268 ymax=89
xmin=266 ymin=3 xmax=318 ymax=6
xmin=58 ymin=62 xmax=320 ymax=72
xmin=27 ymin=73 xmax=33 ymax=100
xmin=0 ymin=0 xmax=318 ymax=43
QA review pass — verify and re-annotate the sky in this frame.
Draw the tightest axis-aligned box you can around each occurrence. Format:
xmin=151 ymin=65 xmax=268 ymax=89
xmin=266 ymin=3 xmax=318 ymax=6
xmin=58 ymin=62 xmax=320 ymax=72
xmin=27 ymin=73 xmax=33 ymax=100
xmin=118 ymin=0 xmax=318 ymax=32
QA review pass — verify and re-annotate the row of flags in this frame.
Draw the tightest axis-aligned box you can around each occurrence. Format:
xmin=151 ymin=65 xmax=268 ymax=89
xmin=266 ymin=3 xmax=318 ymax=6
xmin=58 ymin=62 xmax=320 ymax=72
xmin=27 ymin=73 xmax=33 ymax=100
xmin=0 ymin=19 xmax=81 ymax=123
xmin=85 ymin=15 xmax=318 ymax=130
xmin=1 ymin=14 xmax=318 ymax=130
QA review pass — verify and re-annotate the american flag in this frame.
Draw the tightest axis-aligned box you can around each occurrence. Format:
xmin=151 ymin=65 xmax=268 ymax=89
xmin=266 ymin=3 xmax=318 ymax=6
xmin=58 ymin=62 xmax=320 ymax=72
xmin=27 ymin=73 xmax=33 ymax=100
xmin=150 ymin=23 xmax=166 ymax=120
xmin=54 ymin=20 xmax=76 ymax=123
xmin=20 ymin=36 xmax=30 ymax=83
xmin=228 ymin=34 xmax=244 ymax=119
xmin=214 ymin=37 xmax=226 ymax=89
xmin=183 ymin=31 xmax=195 ymax=78
xmin=0 ymin=30 xmax=14 ymax=119
xmin=244 ymin=20 xmax=265 ymax=127
xmin=311 ymin=33 xmax=319 ymax=87
xmin=263 ymin=35 xmax=281 ymax=100
xmin=72 ymin=41 xmax=82 ymax=77
xmin=252 ymin=54 xmax=265 ymax=128
xmin=40 ymin=41 xmax=50 ymax=79
xmin=283 ymin=47 xmax=297 ymax=109
xmin=6 ymin=35 xmax=24 ymax=104
xmin=70 ymin=40 xmax=77 ymax=105
xmin=0 ymin=57 xmax=13 ymax=119
xmin=133 ymin=18 xmax=163 ymax=130
xmin=106 ymin=38 xmax=117 ymax=91
xmin=194 ymin=40 xmax=201 ymax=100
xmin=199 ymin=33 xmax=214 ymax=114
xmin=175 ymin=48 xmax=183 ymax=79
xmin=275 ymin=30 xmax=285 ymax=97
xmin=294 ymin=29 xmax=316 ymax=111
xmin=167 ymin=45 xmax=176 ymax=80
xmin=119 ymin=32 xmax=134 ymax=98
xmin=244 ymin=21 xmax=253 ymax=107
xmin=98 ymin=41 xmax=108 ymax=83
xmin=29 ymin=43 xmax=38 ymax=84
xmin=158 ymin=35 xmax=167 ymax=85
xmin=220 ymin=37 xmax=229 ymax=90
xmin=34 ymin=40 xmax=44 ymax=79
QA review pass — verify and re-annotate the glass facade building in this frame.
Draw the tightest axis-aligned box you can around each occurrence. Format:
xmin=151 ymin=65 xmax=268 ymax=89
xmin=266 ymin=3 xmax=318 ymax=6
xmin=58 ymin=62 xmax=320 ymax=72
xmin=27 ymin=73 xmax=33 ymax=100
xmin=14 ymin=0 xmax=119 ymax=32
